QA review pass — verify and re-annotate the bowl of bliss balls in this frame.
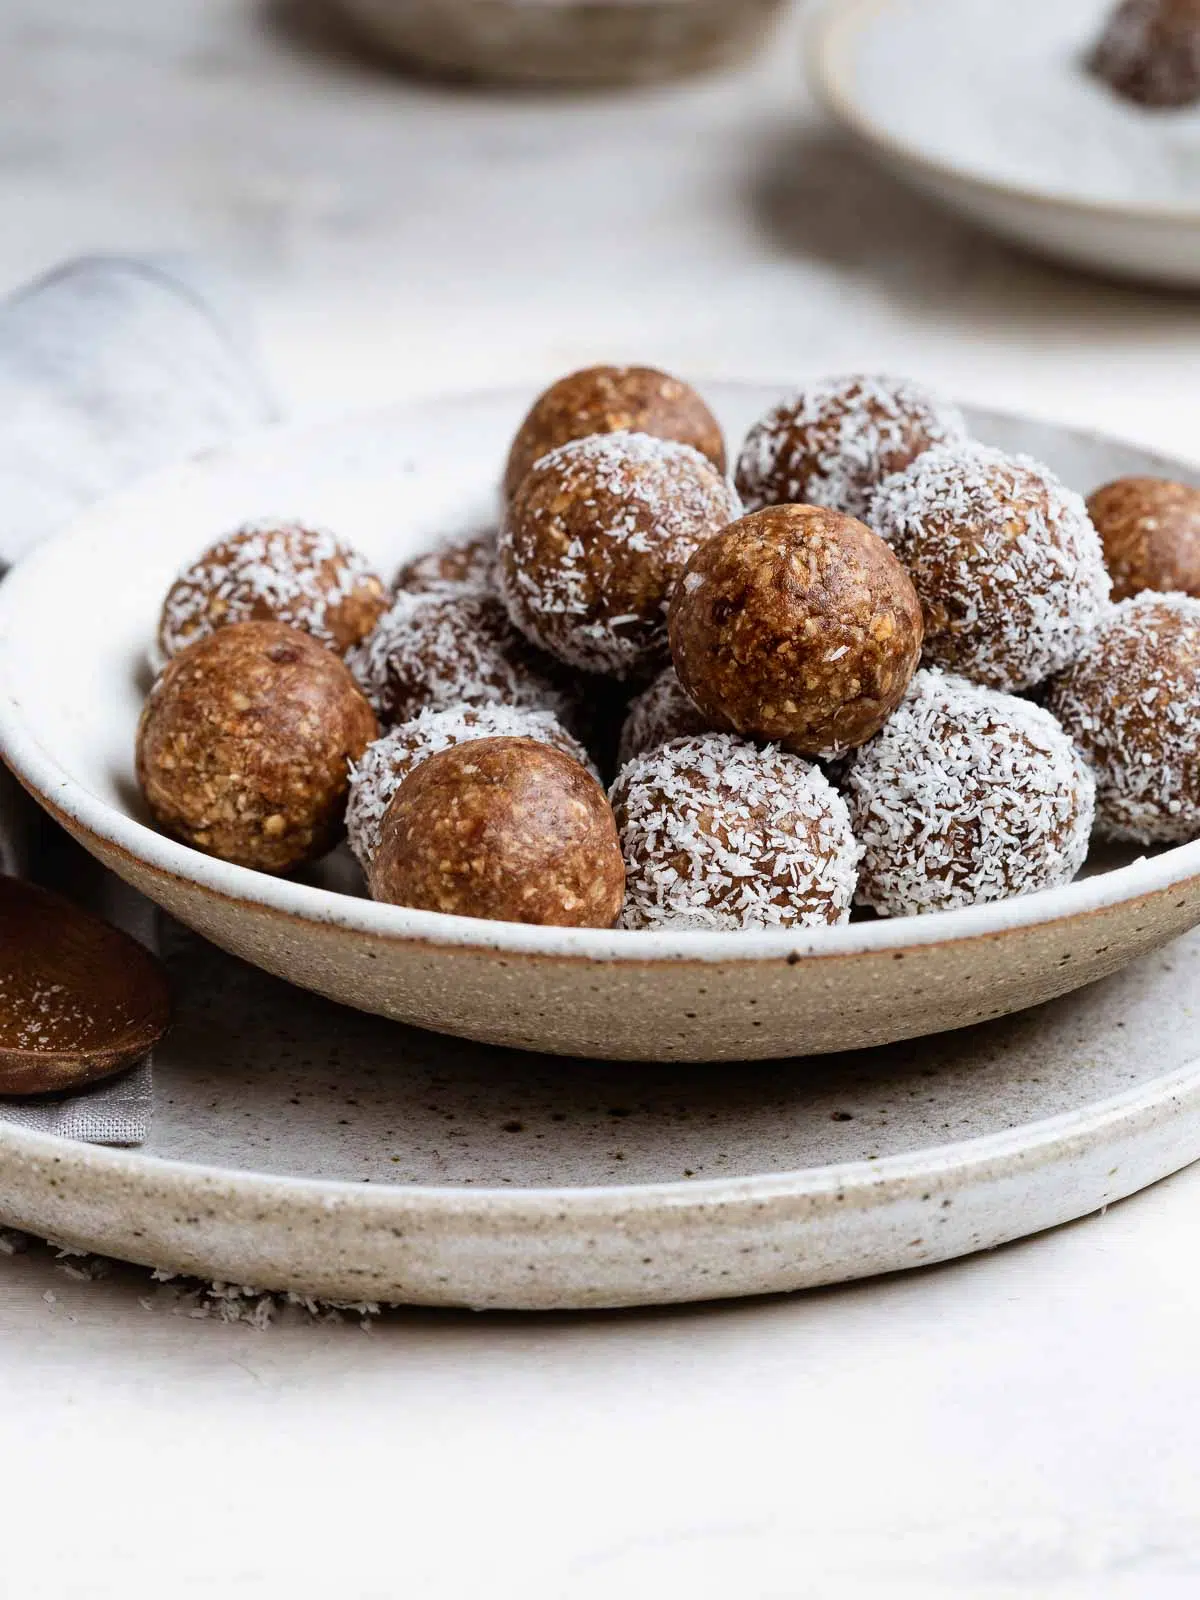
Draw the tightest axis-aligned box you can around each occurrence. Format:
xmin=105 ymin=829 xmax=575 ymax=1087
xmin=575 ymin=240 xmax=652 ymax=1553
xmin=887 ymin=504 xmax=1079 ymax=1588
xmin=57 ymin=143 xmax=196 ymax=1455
xmin=3 ymin=369 xmax=1200 ymax=1062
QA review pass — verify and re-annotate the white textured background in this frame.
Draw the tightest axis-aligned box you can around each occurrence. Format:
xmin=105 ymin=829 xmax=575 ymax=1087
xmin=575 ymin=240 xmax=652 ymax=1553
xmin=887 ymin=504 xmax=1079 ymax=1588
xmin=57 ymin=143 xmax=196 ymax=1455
xmin=3 ymin=2 xmax=1200 ymax=1595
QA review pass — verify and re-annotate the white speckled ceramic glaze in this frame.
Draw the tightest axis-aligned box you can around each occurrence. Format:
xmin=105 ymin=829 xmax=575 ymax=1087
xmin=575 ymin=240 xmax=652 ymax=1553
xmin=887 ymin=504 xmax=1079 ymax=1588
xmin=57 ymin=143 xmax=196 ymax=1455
xmin=812 ymin=0 xmax=1200 ymax=289
xmin=2 ymin=913 xmax=1200 ymax=1308
xmin=2 ymin=384 xmax=1200 ymax=1066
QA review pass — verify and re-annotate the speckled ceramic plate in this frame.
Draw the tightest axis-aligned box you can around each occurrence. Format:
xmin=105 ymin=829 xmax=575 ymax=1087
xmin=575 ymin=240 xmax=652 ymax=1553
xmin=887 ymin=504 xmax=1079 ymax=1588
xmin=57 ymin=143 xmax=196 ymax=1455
xmin=2 ymin=903 xmax=1200 ymax=1308
xmin=2 ymin=384 xmax=1200 ymax=1064
xmin=813 ymin=0 xmax=1200 ymax=288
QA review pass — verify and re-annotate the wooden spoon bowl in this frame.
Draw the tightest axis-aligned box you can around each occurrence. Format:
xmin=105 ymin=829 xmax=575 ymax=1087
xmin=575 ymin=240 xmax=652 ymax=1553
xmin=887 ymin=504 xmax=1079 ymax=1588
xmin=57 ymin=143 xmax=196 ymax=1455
xmin=0 ymin=876 xmax=170 ymax=1096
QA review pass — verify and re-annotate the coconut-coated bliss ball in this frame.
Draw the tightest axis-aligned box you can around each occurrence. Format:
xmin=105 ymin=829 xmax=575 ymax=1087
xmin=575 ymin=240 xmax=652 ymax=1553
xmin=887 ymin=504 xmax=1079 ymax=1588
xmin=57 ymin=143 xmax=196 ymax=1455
xmin=346 ymin=703 xmax=595 ymax=872
xmin=1088 ymin=0 xmax=1200 ymax=108
xmin=503 ymin=365 xmax=726 ymax=500
xmin=668 ymin=505 xmax=923 ymax=759
xmin=1087 ymin=476 xmax=1200 ymax=602
xmin=136 ymin=622 xmax=377 ymax=874
xmin=735 ymin=375 xmax=968 ymax=522
xmin=347 ymin=586 xmax=571 ymax=727
xmin=369 ymin=739 xmax=625 ymax=928
xmin=617 ymin=666 xmax=713 ymax=769
xmin=1045 ymin=592 xmax=1200 ymax=845
xmin=611 ymin=734 xmax=859 ymax=931
xmin=844 ymin=670 xmax=1095 ymax=918
xmin=394 ymin=532 xmax=498 ymax=597
xmin=869 ymin=444 xmax=1112 ymax=693
xmin=499 ymin=430 xmax=741 ymax=680
xmin=158 ymin=522 xmax=387 ymax=662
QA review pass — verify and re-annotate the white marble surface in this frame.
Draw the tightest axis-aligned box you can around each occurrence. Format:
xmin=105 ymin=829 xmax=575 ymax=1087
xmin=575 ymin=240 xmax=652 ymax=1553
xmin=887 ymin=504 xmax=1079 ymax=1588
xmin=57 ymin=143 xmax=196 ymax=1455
xmin=3 ymin=1 xmax=1200 ymax=1594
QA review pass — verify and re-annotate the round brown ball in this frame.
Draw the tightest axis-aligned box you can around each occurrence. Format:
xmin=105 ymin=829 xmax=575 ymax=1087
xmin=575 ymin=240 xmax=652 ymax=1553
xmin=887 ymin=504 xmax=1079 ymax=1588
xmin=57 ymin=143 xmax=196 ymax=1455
xmin=500 ymin=430 xmax=740 ymax=681
xmin=1088 ymin=0 xmax=1200 ymax=108
xmin=735 ymin=375 xmax=967 ymax=522
xmin=159 ymin=522 xmax=387 ymax=661
xmin=137 ymin=621 xmax=377 ymax=873
xmin=869 ymin=444 xmax=1112 ymax=693
xmin=611 ymin=733 xmax=860 ymax=931
xmin=503 ymin=366 xmax=726 ymax=500
xmin=347 ymin=587 xmax=573 ymax=728
xmin=1045 ymin=592 xmax=1200 ymax=844
xmin=1088 ymin=476 xmax=1200 ymax=601
xmin=394 ymin=532 xmax=498 ymax=596
xmin=369 ymin=738 xmax=625 ymax=927
xmin=668 ymin=505 xmax=924 ymax=759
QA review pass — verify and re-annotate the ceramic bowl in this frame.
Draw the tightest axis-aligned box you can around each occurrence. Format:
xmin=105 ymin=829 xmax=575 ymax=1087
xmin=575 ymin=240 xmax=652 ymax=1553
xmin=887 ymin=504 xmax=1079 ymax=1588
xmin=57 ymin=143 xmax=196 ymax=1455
xmin=812 ymin=0 xmax=1200 ymax=289
xmin=2 ymin=382 xmax=1200 ymax=1064
xmin=329 ymin=0 xmax=787 ymax=85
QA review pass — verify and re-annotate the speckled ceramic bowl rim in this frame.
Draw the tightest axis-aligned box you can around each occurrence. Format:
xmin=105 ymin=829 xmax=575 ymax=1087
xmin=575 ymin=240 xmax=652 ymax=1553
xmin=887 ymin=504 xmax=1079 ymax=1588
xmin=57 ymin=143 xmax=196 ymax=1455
xmin=811 ymin=0 xmax=1200 ymax=226
xmin=3 ymin=391 xmax=1200 ymax=970
xmin=4 ymin=1048 xmax=1200 ymax=1213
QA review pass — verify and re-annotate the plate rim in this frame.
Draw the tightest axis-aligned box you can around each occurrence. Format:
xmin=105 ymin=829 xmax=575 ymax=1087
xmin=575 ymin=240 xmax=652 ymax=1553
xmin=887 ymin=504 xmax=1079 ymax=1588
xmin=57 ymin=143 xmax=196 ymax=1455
xmin=810 ymin=0 xmax=1200 ymax=227
xmin=4 ymin=382 xmax=1200 ymax=970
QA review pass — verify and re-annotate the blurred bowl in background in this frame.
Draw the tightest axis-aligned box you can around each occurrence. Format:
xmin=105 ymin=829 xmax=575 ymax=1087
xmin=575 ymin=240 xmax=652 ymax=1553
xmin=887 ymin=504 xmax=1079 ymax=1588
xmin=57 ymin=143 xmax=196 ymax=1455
xmin=328 ymin=0 xmax=787 ymax=85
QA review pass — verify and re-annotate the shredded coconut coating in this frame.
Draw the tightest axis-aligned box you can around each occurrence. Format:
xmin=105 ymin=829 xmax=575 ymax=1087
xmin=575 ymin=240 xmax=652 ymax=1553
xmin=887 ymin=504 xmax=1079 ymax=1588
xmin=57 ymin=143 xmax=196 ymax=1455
xmin=346 ymin=704 xmax=596 ymax=871
xmin=394 ymin=532 xmax=498 ymax=597
xmin=1045 ymin=592 xmax=1200 ymax=845
xmin=618 ymin=667 xmax=713 ymax=769
xmin=611 ymin=733 xmax=860 ymax=932
xmin=735 ymin=375 xmax=967 ymax=522
xmin=159 ymin=521 xmax=386 ymax=660
xmin=844 ymin=669 xmax=1095 ymax=918
xmin=1088 ymin=0 xmax=1200 ymax=108
xmin=868 ymin=444 xmax=1112 ymax=692
xmin=346 ymin=587 xmax=572 ymax=728
xmin=498 ymin=430 xmax=741 ymax=681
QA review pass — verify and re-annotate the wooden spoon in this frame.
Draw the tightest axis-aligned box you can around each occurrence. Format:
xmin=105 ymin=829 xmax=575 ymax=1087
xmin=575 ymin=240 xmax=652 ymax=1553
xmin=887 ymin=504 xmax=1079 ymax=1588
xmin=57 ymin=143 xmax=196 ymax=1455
xmin=0 ymin=876 xmax=170 ymax=1096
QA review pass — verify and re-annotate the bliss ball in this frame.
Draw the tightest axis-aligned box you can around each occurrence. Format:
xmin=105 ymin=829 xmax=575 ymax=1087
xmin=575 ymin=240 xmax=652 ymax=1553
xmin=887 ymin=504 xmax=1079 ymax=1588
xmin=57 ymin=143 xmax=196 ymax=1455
xmin=845 ymin=670 xmax=1095 ymax=918
xmin=1088 ymin=0 xmax=1200 ymax=107
xmin=668 ymin=505 xmax=923 ymax=759
xmin=618 ymin=667 xmax=713 ymax=769
xmin=1088 ymin=476 xmax=1200 ymax=601
xmin=394 ymin=532 xmax=498 ymax=597
xmin=869 ymin=444 xmax=1111 ymax=692
xmin=610 ymin=733 xmax=860 ymax=932
xmin=137 ymin=622 xmax=377 ymax=873
xmin=503 ymin=366 xmax=726 ymax=500
xmin=1045 ymin=592 xmax=1200 ymax=844
xmin=158 ymin=522 xmax=387 ymax=662
xmin=369 ymin=739 xmax=625 ymax=928
xmin=735 ymin=375 xmax=967 ymax=522
xmin=347 ymin=704 xmax=596 ymax=872
xmin=499 ymin=430 xmax=740 ymax=680
xmin=347 ymin=586 xmax=572 ymax=727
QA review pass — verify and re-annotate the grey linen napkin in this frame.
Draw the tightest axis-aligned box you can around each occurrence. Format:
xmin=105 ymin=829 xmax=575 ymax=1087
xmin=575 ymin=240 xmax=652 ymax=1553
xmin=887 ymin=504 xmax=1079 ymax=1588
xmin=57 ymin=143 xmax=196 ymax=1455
xmin=0 ymin=255 xmax=275 ymax=1143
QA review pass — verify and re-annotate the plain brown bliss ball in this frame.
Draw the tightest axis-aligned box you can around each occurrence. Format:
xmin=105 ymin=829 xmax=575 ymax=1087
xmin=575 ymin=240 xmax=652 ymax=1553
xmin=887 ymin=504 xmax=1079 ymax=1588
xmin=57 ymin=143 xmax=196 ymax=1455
xmin=369 ymin=738 xmax=625 ymax=927
xmin=346 ymin=703 xmax=596 ymax=872
xmin=734 ymin=375 xmax=967 ymax=522
xmin=158 ymin=522 xmax=387 ymax=662
xmin=1088 ymin=0 xmax=1200 ymax=107
xmin=668 ymin=504 xmax=923 ymax=759
xmin=499 ymin=430 xmax=741 ymax=681
xmin=503 ymin=365 xmax=726 ymax=500
xmin=137 ymin=621 xmax=377 ymax=873
xmin=1087 ymin=476 xmax=1200 ymax=601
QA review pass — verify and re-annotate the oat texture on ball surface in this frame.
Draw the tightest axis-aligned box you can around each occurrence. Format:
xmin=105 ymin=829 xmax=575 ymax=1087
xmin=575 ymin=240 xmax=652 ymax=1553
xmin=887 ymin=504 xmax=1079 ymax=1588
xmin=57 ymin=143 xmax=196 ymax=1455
xmin=668 ymin=504 xmax=923 ymax=757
